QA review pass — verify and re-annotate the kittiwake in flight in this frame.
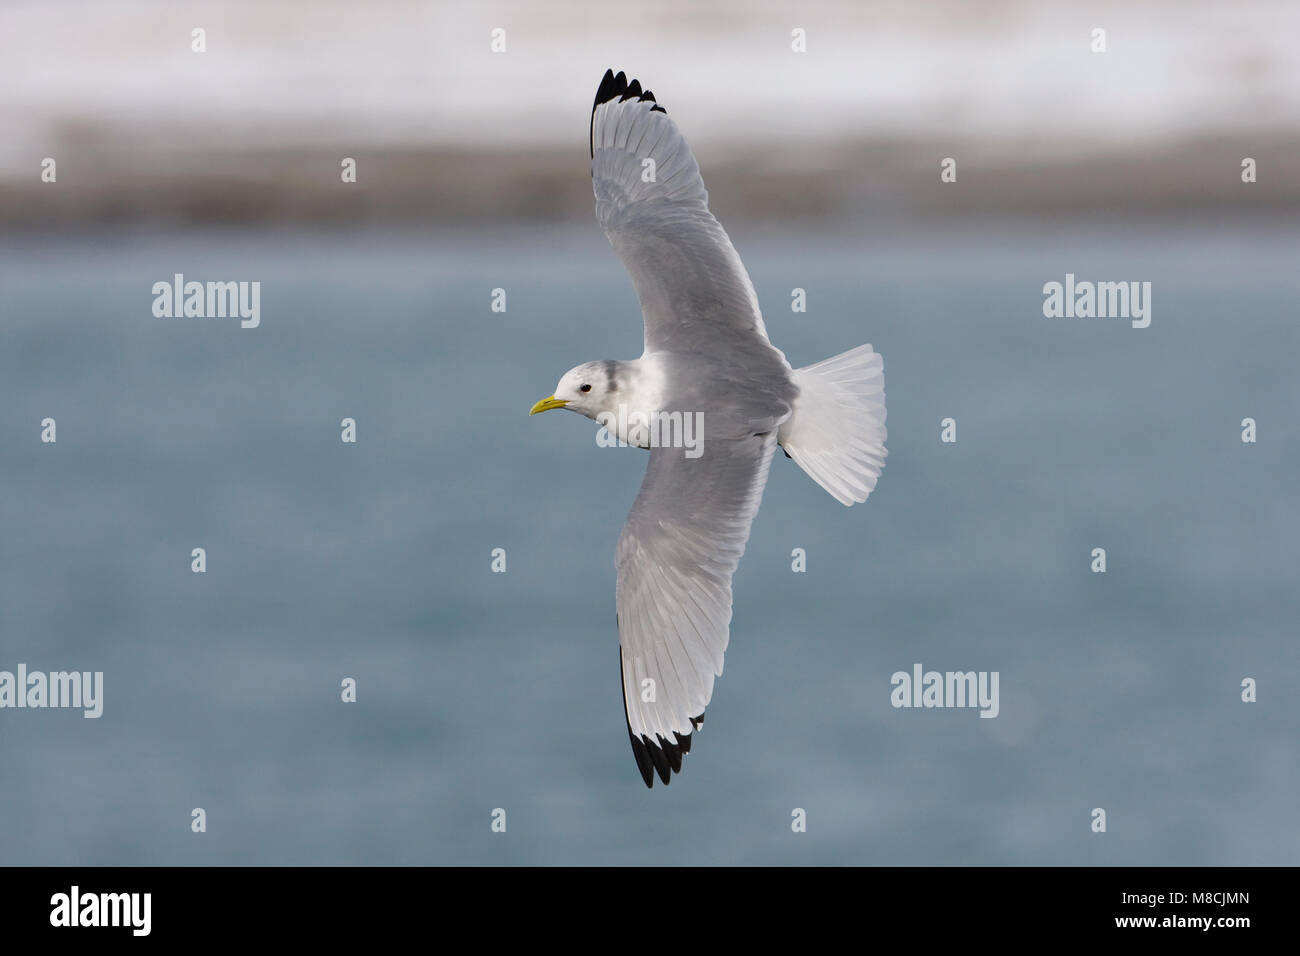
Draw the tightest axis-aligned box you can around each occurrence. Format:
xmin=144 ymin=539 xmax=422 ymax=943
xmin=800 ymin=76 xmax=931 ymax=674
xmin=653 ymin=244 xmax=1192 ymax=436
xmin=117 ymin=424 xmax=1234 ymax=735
xmin=529 ymin=69 xmax=888 ymax=787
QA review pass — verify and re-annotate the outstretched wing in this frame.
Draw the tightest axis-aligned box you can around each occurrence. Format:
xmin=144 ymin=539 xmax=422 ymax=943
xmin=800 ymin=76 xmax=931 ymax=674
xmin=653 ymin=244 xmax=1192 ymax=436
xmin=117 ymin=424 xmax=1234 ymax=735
xmin=592 ymin=70 xmax=796 ymax=787
xmin=617 ymin=433 xmax=778 ymax=786
xmin=591 ymin=69 xmax=785 ymax=380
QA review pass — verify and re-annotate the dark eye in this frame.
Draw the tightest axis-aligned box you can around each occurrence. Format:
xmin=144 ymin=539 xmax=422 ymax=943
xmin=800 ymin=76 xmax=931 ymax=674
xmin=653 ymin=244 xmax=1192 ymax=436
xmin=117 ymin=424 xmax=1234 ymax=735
xmin=580 ymin=384 xmax=592 ymax=393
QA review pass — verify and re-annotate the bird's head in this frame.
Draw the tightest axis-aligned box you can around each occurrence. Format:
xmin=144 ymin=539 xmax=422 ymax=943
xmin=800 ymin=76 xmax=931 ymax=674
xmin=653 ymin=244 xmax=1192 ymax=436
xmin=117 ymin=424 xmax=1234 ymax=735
xmin=529 ymin=361 xmax=618 ymax=421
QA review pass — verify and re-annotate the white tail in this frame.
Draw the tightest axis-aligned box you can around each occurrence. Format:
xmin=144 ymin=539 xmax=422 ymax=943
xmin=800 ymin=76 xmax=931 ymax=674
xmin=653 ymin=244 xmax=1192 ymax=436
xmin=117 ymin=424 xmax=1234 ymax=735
xmin=778 ymin=344 xmax=887 ymax=506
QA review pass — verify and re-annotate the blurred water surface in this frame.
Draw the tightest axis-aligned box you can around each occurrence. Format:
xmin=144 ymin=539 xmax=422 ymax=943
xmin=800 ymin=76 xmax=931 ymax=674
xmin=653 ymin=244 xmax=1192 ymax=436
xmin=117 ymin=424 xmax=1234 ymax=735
xmin=1 ymin=221 xmax=1297 ymax=865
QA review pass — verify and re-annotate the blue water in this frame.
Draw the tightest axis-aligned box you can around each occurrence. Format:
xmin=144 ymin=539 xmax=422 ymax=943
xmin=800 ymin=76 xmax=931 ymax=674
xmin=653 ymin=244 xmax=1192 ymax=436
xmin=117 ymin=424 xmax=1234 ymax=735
xmin=2 ymin=221 xmax=1297 ymax=865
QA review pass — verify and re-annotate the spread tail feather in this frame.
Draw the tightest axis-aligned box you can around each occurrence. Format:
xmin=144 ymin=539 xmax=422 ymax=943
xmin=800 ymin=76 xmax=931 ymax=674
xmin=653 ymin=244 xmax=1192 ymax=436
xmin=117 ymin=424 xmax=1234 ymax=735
xmin=778 ymin=344 xmax=887 ymax=506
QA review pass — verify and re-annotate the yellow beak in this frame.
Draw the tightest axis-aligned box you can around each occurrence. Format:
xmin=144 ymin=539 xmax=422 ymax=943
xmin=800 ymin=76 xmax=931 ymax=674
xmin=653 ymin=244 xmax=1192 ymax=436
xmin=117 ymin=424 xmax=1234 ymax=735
xmin=529 ymin=395 xmax=569 ymax=416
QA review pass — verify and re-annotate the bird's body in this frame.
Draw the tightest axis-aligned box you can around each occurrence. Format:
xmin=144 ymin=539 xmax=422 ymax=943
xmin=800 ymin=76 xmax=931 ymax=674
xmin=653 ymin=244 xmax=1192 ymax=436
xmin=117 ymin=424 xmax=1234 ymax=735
xmin=530 ymin=70 xmax=888 ymax=787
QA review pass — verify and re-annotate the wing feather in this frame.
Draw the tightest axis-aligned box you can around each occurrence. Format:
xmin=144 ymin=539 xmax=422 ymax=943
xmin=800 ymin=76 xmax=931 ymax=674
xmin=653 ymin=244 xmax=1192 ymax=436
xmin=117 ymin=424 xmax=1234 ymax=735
xmin=615 ymin=435 xmax=778 ymax=785
xmin=591 ymin=70 xmax=799 ymax=786
xmin=591 ymin=69 xmax=785 ymax=367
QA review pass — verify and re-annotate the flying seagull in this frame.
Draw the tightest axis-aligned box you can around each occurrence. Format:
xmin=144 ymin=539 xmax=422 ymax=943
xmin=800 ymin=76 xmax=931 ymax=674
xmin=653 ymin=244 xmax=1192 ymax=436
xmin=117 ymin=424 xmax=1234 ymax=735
xmin=529 ymin=69 xmax=888 ymax=787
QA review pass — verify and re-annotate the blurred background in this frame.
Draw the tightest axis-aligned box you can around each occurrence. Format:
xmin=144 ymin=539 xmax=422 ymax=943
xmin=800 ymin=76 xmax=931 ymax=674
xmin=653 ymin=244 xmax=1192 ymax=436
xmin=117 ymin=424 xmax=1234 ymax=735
xmin=1 ymin=0 xmax=1297 ymax=866
xmin=4 ymin=0 xmax=1300 ymax=225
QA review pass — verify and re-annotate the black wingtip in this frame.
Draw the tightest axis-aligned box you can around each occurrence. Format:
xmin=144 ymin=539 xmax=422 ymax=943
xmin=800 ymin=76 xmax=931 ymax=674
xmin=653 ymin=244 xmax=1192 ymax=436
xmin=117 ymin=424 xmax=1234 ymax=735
xmin=591 ymin=69 xmax=669 ymax=157
xmin=628 ymin=725 xmax=656 ymax=788
xmin=638 ymin=87 xmax=668 ymax=114
xmin=646 ymin=735 xmax=672 ymax=783
xmin=594 ymin=69 xmax=628 ymax=109
xmin=625 ymin=723 xmax=706 ymax=789
xmin=592 ymin=69 xmax=627 ymax=158
xmin=621 ymin=647 xmax=656 ymax=788
xmin=594 ymin=68 xmax=667 ymax=112
xmin=618 ymin=650 xmax=705 ymax=789
xmin=626 ymin=727 xmax=702 ymax=788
